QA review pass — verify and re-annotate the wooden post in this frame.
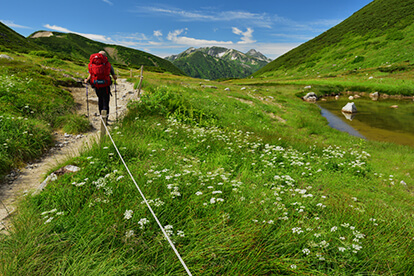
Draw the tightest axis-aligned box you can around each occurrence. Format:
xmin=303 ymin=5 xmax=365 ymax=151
xmin=100 ymin=110 xmax=107 ymax=143
xmin=130 ymin=68 xmax=133 ymax=78
xmin=138 ymin=65 xmax=144 ymax=98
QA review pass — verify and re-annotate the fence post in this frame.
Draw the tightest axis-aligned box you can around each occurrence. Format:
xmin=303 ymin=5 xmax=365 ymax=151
xmin=138 ymin=65 xmax=144 ymax=98
xmin=100 ymin=110 xmax=108 ymax=143
xmin=130 ymin=68 xmax=133 ymax=78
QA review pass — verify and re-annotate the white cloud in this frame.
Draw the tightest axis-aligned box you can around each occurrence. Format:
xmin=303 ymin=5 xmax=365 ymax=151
xmin=254 ymin=43 xmax=301 ymax=60
xmin=44 ymin=24 xmax=71 ymax=33
xmin=1 ymin=20 xmax=31 ymax=29
xmin=167 ymin=28 xmax=233 ymax=47
xmin=153 ymin=30 xmax=162 ymax=37
xmin=232 ymin=27 xmax=256 ymax=44
xmin=102 ymin=0 xmax=113 ymax=5
xmin=44 ymin=24 xmax=114 ymax=43
xmin=135 ymin=6 xmax=272 ymax=28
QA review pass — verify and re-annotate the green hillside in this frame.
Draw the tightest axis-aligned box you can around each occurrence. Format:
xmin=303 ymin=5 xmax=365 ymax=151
xmin=168 ymin=47 xmax=270 ymax=80
xmin=29 ymin=32 xmax=186 ymax=76
xmin=0 ymin=22 xmax=42 ymax=53
xmin=172 ymin=51 xmax=252 ymax=80
xmin=254 ymin=0 xmax=414 ymax=79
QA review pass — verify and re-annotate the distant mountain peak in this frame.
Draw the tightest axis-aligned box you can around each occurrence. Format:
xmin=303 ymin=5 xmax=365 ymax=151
xmin=246 ymin=49 xmax=272 ymax=62
xmin=165 ymin=46 xmax=272 ymax=80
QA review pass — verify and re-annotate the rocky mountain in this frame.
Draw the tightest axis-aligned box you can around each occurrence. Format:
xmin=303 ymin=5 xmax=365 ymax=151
xmin=165 ymin=47 xmax=272 ymax=80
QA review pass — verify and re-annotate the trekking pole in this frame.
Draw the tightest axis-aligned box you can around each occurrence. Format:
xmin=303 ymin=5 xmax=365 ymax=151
xmin=86 ymin=84 xmax=90 ymax=119
xmin=114 ymin=80 xmax=118 ymax=121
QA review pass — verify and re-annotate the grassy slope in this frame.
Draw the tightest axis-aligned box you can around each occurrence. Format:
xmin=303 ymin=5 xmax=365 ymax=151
xmin=0 ymin=22 xmax=43 ymax=53
xmin=30 ymin=32 xmax=186 ymax=76
xmin=253 ymin=0 xmax=414 ymax=94
xmin=0 ymin=52 xmax=92 ymax=179
xmin=172 ymin=51 xmax=252 ymax=80
xmin=0 ymin=71 xmax=412 ymax=275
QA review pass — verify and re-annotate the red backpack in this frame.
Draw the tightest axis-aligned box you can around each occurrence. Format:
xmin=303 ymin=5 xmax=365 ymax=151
xmin=88 ymin=53 xmax=111 ymax=88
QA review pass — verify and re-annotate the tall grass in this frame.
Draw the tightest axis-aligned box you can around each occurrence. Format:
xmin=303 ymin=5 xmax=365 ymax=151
xmin=0 ymin=55 xmax=89 ymax=178
xmin=1 ymin=78 xmax=412 ymax=275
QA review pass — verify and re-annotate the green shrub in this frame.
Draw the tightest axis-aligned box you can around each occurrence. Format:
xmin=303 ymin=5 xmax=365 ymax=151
xmin=352 ymin=56 xmax=365 ymax=64
xmin=43 ymin=58 xmax=66 ymax=66
xmin=29 ymin=51 xmax=54 ymax=58
xmin=0 ymin=113 xmax=52 ymax=175
xmin=386 ymin=30 xmax=405 ymax=41
xmin=55 ymin=114 xmax=91 ymax=134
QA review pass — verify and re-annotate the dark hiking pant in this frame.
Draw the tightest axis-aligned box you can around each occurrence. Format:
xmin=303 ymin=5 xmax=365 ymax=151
xmin=94 ymin=86 xmax=111 ymax=116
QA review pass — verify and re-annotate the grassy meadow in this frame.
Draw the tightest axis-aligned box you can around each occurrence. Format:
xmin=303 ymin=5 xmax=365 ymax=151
xmin=0 ymin=53 xmax=93 ymax=179
xmin=1 ymin=66 xmax=413 ymax=275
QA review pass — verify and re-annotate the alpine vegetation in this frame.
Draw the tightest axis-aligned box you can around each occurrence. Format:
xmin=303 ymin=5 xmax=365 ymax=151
xmin=2 ymin=78 xmax=412 ymax=275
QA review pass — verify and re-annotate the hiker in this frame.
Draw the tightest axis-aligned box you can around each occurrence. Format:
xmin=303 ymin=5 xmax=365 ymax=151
xmin=84 ymin=51 xmax=117 ymax=120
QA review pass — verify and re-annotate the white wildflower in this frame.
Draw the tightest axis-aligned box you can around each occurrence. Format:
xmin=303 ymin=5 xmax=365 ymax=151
xmin=125 ymin=230 xmax=134 ymax=238
xmin=124 ymin=209 xmax=133 ymax=220
xmin=302 ymin=248 xmax=310 ymax=255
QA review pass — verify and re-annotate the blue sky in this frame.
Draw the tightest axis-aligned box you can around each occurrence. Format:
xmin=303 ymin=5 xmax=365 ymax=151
xmin=1 ymin=0 xmax=373 ymax=59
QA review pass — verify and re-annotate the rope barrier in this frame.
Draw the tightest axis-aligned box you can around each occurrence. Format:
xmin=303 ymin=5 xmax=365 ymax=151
xmin=99 ymin=116 xmax=193 ymax=276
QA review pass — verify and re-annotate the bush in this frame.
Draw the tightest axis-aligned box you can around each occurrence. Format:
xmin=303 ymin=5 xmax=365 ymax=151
xmin=352 ymin=56 xmax=365 ymax=64
xmin=29 ymin=51 xmax=54 ymax=58
xmin=55 ymin=114 xmax=91 ymax=134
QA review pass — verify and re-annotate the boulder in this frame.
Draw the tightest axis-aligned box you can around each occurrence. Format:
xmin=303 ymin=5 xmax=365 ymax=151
xmin=303 ymin=92 xmax=318 ymax=102
xmin=369 ymin=92 xmax=379 ymax=100
xmin=0 ymin=54 xmax=13 ymax=60
xmin=342 ymin=102 xmax=357 ymax=114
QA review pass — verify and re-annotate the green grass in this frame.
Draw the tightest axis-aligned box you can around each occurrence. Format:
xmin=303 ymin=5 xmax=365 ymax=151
xmin=254 ymin=0 xmax=414 ymax=90
xmin=1 ymin=76 xmax=412 ymax=275
xmin=0 ymin=54 xmax=88 ymax=179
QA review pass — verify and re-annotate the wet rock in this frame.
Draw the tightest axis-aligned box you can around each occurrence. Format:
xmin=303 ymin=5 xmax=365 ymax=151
xmin=303 ymin=92 xmax=318 ymax=102
xmin=370 ymin=92 xmax=379 ymax=100
xmin=342 ymin=102 xmax=357 ymax=114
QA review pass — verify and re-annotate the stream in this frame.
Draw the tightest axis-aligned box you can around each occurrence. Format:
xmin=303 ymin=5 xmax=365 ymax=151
xmin=318 ymin=95 xmax=414 ymax=147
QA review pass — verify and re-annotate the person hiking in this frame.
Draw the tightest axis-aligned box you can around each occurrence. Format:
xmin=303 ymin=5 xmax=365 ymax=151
xmin=84 ymin=51 xmax=117 ymax=122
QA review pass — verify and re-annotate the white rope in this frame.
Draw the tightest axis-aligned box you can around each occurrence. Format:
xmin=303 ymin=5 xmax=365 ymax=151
xmin=99 ymin=116 xmax=193 ymax=276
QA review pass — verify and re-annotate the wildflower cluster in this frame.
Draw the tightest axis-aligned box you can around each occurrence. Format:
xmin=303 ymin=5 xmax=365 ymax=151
xmin=153 ymin=117 xmax=375 ymax=266
xmin=162 ymin=224 xmax=186 ymax=243
xmin=41 ymin=208 xmax=64 ymax=224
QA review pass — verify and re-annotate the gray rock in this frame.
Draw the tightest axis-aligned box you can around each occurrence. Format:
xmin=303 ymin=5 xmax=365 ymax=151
xmin=342 ymin=102 xmax=357 ymax=113
xmin=303 ymin=92 xmax=318 ymax=102
xmin=0 ymin=54 xmax=13 ymax=60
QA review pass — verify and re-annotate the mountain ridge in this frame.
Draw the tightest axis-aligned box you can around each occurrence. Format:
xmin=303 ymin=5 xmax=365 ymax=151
xmin=165 ymin=46 xmax=272 ymax=80
xmin=0 ymin=25 xmax=185 ymax=76
xmin=254 ymin=0 xmax=414 ymax=79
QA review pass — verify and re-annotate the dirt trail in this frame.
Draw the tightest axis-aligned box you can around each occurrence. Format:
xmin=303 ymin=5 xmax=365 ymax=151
xmin=0 ymin=79 xmax=138 ymax=232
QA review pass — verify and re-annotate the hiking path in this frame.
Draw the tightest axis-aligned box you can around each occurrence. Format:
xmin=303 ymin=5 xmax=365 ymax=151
xmin=0 ymin=79 xmax=138 ymax=232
